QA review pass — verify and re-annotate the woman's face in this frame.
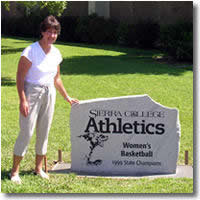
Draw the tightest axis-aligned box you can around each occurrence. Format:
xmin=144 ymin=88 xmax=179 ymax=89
xmin=41 ymin=27 xmax=58 ymax=44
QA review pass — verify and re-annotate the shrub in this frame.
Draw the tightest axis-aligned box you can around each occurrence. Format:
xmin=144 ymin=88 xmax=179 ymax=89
xmin=159 ymin=21 xmax=193 ymax=61
xmin=2 ymin=9 xmax=192 ymax=63
xmin=89 ymin=16 xmax=118 ymax=44
xmin=58 ymin=16 xmax=79 ymax=42
xmin=74 ymin=15 xmax=91 ymax=43
xmin=126 ymin=19 xmax=160 ymax=49
xmin=116 ymin=22 xmax=130 ymax=45
xmin=103 ymin=18 xmax=119 ymax=44
xmin=75 ymin=14 xmax=118 ymax=44
xmin=88 ymin=15 xmax=108 ymax=44
xmin=1 ymin=16 xmax=14 ymax=36
xmin=1 ymin=11 xmax=44 ymax=38
xmin=16 ymin=15 xmax=42 ymax=38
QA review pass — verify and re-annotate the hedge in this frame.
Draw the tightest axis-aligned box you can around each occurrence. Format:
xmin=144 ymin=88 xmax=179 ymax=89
xmin=1 ymin=14 xmax=192 ymax=62
xmin=159 ymin=21 xmax=193 ymax=61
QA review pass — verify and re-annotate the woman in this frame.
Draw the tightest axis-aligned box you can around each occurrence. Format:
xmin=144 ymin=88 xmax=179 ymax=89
xmin=10 ymin=15 xmax=79 ymax=184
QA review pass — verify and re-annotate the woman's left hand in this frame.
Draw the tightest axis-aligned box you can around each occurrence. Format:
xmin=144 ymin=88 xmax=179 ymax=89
xmin=66 ymin=96 xmax=79 ymax=106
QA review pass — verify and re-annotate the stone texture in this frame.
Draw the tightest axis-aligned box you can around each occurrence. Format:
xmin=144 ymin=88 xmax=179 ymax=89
xmin=70 ymin=95 xmax=180 ymax=176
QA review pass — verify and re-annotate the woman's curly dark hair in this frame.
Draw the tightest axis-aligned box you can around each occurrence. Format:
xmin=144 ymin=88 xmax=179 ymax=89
xmin=40 ymin=15 xmax=61 ymax=36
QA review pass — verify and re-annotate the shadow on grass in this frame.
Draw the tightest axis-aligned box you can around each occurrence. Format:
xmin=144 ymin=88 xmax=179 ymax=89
xmin=1 ymin=77 xmax=16 ymax=86
xmin=1 ymin=170 xmax=34 ymax=181
xmin=1 ymin=48 xmax=24 ymax=55
xmin=57 ymin=41 xmax=192 ymax=76
xmin=60 ymin=55 xmax=192 ymax=76
xmin=2 ymin=36 xmax=192 ymax=76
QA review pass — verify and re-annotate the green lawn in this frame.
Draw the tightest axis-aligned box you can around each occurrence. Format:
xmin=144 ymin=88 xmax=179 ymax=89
xmin=1 ymin=36 xmax=193 ymax=193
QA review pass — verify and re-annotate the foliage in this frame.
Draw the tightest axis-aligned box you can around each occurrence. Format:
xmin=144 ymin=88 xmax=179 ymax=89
xmin=1 ymin=1 xmax=10 ymax=10
xmin=159 ymin=21 xmax=193 ymax=61
xmin=40 ymin=1 xmax=67 ymax=17
xmin=116 ymin=22 xmax=130 ymax=45
xmin=1 ymin=1 xmax=67 ymax=38
xmin=1 ymin=15 xmax=43 ymax=38
xmin=2 ymin=1 xmax=67 ymax=16
xmin=75 ymin=14 xmax=118 ymax=44
xmin=126 ymin=19 xmax=160 ymax=49
xmin=88 ymin=15 xmax=118 ymax=44
xmin=58 ymin=16 xmax=79 ymax=42
xmin=74 ymin=15 xmax=91 ymax=43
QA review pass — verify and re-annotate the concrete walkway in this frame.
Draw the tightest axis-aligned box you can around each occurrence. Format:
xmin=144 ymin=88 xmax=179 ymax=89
xmin=49 ymin=163 xmax=193 ymax=179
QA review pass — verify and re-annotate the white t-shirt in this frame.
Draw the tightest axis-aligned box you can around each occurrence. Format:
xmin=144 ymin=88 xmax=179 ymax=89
xmin=21 ymin=41 xmax=63 ymax=85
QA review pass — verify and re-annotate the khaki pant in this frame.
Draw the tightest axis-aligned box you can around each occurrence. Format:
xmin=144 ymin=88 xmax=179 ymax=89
xmin=14 ymin=82 xmax=56 ymax=156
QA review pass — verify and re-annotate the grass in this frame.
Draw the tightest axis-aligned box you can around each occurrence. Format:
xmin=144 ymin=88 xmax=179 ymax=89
xmin=1 ymin=36 xmax=193 ymax=193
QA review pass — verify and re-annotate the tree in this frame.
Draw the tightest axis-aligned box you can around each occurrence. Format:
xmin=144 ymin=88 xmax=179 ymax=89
xmin=2 ymin=1 xmax=68 ymax=16
xmin=1 ymin=1 xmax=10 ymax=10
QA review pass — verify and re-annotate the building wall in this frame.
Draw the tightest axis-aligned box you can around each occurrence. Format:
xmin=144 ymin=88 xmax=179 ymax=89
xmin=110 ymin=1 xmax=193 ymax=25
xmin=158 ymin=1 xmax=193 ymax=25
xmin=63 ymin=1 xmax=88 ymax=17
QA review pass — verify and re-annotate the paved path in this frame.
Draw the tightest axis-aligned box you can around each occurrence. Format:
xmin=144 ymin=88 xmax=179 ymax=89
xmin=49 ymin=163 xmax=193 ymax=179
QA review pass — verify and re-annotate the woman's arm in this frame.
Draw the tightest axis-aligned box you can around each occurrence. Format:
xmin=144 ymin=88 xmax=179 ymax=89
xmin=54 ymin=65 xmax=79 ymax=105
xmin=16 ymin=56 xmax=32 ymax=117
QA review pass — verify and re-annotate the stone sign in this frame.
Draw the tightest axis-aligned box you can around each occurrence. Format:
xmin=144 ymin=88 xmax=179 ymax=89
xmin=70 ymin=95 xmax=180 ymax=176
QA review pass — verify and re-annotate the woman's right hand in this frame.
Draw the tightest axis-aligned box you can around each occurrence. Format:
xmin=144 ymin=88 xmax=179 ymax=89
xmin=20 ymin=100 xmax=29 ymax=117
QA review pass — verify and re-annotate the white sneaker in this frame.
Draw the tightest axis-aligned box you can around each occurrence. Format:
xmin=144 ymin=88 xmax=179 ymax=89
xmin=35 ymin=170 xmax=49 ymax=180
xmin=10 ymin=173 xmax=22 ymax=184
